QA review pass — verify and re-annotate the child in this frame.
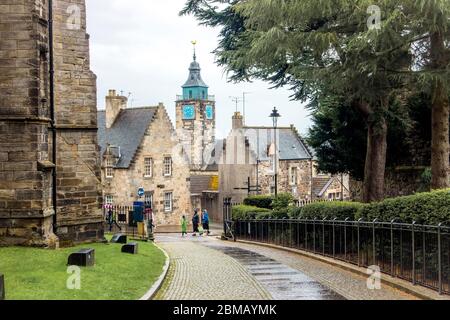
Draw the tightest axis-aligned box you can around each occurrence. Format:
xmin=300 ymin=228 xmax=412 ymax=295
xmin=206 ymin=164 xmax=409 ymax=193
xmin=181 ymin=215 xmax=187 ymax=237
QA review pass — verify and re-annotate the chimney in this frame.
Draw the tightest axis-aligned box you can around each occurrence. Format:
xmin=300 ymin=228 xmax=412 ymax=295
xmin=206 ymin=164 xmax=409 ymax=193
xmin=106 ymin=89 xmax=127 ymax=129
xmin=232 ymin=112 xmax=244 ymax=130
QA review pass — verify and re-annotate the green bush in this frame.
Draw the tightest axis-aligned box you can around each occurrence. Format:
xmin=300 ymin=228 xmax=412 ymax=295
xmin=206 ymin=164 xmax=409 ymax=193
xmin=243 ymin=195 xmax=274 ymax=209
xmin=295 ymin=202 xmax=365 ymax=220
xmin=232 ymin=205 xmax=270 ymax=220
xmin=357 ymin=189 xmax=450 ymax=224
xmin=272 ymin=193 xmax=295 ymax=211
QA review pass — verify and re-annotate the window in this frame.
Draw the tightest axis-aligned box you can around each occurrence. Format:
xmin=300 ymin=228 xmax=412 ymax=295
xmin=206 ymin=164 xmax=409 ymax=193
xmin=290 ymin=167 xmax=298 ymax=185
xmin=105 ymin=195 xmax=114 ymax=205
xmin=164 ymin=192 xmax=173 ymax=212
xmin=164 ymin=157 xmax=172 ymax=176
xmin=106 ymin=158 xmax=114 ymax=178
xmin=145 ymin=192 xmax=153 ymax=209
xmin=144 ymin=158 xmax=153 ymax=178
xmin=189 ymin=90 xmax=193 ymax=99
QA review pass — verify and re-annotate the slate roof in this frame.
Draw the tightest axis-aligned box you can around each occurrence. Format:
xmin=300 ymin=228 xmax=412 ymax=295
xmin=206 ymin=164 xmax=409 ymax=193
xmin=243 ymin=127 xmax=313 ymax=161
xmin=183 ymin=60 xmax=208 ymax=88
xmin=97 ymin=107 xmax=157 ymax=168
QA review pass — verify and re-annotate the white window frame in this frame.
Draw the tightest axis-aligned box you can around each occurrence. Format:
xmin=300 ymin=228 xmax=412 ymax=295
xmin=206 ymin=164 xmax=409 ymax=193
xmin=145 ymin=193 xmax=153 ymax=209
xmin=164 ymin=192 xmax=173 ymax=212
xmin=105 ymin=195 xmax=114 ymax=205
xmin=144 ymin=157 xmax=153 ymax=178
xmin=163 ymin=157 xmax=172 ymax=177
xmin=106 ymin=158 xmax=114 ymax=178
xmin=290 ymin=167 xmax=298 ymax=186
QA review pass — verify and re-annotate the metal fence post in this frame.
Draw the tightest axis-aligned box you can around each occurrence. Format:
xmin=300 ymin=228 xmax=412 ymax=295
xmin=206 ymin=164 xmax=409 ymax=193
xmin=344 ymin=218 xmax=349 ymax=261
xmin=438 ymin=223 xmax=442 ymax=295
xmin=313 ymin=218 xmax=316 ymax=253
xmin=333 ymin=218 xmax=336 ymax=258
xmin=372 ymin=219 xmax=378 ymax=266
xmin=322 ymin=218 xmax=326 ymax=255
xmin=357 ymin=218 xmax=363 ymax=267
xmin=412 ymin=221 xmax=416 ymax=286
xmin=305 ymin=221 xmax=308 ymax=250
xmin=390 ymin=219 xmax=395 ymax=276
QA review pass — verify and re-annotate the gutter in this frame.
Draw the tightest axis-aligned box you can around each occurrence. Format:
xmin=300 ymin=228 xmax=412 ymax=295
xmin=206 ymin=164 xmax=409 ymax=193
xmin=48 ymin=0 xmax=57 ymax=233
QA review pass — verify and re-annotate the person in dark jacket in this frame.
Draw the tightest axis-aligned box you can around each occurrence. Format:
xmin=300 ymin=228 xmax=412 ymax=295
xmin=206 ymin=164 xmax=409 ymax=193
xmin=192 ymin=209 xmax=200 ymax=236
xmin=202 ymin=209 xmax=210 ymax=235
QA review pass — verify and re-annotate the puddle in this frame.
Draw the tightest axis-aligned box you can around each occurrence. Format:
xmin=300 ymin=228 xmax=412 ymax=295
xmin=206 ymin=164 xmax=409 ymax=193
xmin=206 ymin=245 xmax=345 ymax=300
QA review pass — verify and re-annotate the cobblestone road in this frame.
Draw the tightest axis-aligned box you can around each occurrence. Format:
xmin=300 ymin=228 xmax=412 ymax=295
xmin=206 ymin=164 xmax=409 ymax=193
xmin=153 ymin=233 xmax=417 ymax=300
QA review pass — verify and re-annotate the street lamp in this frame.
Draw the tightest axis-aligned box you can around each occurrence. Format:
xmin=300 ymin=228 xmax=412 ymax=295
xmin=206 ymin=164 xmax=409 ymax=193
xmin=269 ymin=107 xmax=281 ymax=197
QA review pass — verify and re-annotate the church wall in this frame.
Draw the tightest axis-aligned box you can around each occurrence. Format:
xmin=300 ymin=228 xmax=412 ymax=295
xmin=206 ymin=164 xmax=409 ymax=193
xmin=52 ymin=0 xmax=103 ymax=246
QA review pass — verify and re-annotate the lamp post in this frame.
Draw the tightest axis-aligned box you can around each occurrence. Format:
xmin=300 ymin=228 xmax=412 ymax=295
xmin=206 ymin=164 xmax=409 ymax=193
xmin=270 ymin=107 xmax=281 ymax=197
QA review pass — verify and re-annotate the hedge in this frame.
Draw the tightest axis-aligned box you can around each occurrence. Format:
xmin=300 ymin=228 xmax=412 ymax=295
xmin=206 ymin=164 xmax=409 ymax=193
xmin=232 ymin=205 xmax=270 ymax=220
xmin=243 ymin=195 xmax=274 ymax=209
xmin=291 ymin=202 xmax=365 ymax=220
xmin=357 ymin=189 xmax=450 ymax=224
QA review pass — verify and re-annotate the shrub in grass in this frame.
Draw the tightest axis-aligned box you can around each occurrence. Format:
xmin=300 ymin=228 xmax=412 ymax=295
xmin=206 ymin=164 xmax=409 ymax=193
xmin=272 ymin=193 xmax=295 ymax=211
xmin=243 ymin=195 xmax=274 ymax=209
xmin=232 ymin=205 xmax=270 ymax=220
xmin=357 ymin=189 xmax=450 ymax=224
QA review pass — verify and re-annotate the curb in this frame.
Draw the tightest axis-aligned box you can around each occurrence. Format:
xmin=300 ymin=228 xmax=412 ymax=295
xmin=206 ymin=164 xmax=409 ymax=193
xmin=234 ymin=239 xmax=449 ymax=301
xmin=139 ymin=243 xmax=170 ymax=301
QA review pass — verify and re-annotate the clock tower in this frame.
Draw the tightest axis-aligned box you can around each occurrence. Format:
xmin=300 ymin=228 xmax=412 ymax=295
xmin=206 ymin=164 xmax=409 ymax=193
xmin=176 ymin=45 xmax=216 ymax=169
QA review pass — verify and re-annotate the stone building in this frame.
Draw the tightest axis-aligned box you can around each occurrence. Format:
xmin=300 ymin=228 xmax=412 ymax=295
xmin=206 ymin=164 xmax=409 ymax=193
xmin=98 ymin=52 xmax=220 ymax=226
xmin=218 ymin=112 xmax=315 ymax=207
xmin=311 ymin=175 xmax=350 ymax=201
xmin=0 ymin=0 xmax=103 ymax=247
xmin=97 ymin=91 xmax=192 ymax=226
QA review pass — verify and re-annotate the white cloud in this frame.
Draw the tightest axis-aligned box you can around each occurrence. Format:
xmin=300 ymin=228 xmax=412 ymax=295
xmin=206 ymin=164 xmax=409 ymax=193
xmin=86 ymin=0 xmax=312 ymax=137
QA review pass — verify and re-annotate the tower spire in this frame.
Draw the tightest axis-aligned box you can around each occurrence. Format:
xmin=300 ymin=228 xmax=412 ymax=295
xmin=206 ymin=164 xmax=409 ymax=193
xmin=191 ymin=40 xmax=197 ymax=61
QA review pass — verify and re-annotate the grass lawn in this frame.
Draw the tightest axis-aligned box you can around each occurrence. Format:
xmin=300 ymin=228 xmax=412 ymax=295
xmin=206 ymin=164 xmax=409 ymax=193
xmin=0 ymin=235 xmax=166 ymax=300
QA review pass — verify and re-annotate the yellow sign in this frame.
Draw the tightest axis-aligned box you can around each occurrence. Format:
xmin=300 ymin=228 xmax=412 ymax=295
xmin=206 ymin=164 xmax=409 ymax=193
xmin=209 ymin=176 xmax=219 ymax=191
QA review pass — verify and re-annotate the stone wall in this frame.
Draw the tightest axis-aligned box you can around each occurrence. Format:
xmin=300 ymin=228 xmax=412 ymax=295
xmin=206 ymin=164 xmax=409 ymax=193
xmin=350 ymin=167 xmax=428 ymax=201
xmin=52 ymin=0 xmax=103 ymax=246
xmin=102 ymin=106 xmax=192 ymax=226
xmin=0 ymin=0 xmax=57 ymax=247
xmin=0 ymin=0 xmax=103 ymax=247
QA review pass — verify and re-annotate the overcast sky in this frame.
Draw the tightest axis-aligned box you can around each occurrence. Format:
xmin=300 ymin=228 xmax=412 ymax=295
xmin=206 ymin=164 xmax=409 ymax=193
xmin=86 ymin=0 xmax=312 ymax=138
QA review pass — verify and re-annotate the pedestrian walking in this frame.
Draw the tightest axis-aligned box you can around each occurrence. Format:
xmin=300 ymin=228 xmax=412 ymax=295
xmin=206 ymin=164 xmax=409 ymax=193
xmin=202 ymin=209 xmax=210 ymax=235
xmin=181 ymin=215 xmax=187 ymax=237
xmin=192 ymin=209 xmax=200 ymax=236
xmin=107 ymin=206 xmax=121 ymax=232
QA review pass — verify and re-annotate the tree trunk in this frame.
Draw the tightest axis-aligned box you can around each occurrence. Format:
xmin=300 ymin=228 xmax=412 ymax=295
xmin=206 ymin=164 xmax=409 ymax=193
xmin=362 ymin=117 xmax=388 ymax=203
xmin=430 ymin=32 xmax=450 ymax=189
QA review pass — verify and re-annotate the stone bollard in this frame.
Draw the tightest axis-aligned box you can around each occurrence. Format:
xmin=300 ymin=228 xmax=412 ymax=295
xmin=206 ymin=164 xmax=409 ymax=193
xmin=0 ymin=273 xmax=5 ymax=300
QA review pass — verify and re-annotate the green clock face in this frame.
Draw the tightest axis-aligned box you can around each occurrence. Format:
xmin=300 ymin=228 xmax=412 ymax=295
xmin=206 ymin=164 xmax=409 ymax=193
xmin=205 ymin=105 xmax=214 ymax=120
xmin=182 ymin=105 xmax=195 ymax=120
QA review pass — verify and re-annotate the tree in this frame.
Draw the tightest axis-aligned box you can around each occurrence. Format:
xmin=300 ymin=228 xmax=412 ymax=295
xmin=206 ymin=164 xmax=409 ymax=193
xmin=182 ymin=0 xmax=413 ymax=202
xmin=410 ymin=1 xmax=450 ymax=189
xmin=307 ymin=91 xmax=449 ymax=183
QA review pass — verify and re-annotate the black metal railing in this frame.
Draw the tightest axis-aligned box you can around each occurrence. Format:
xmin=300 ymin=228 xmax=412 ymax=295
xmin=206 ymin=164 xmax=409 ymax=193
xmin=230 ymin=218 xmax=450 ymax=295
xmin=103 ymin=205 xmax=133 ymax=225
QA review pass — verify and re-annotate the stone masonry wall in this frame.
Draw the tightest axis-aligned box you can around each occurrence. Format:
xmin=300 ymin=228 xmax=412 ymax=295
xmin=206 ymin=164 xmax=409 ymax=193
xmin=102 ymin=106 xmax=192 ymax=226
xmin=52 ymin=0 xmax=103 ymax=246
xmin=0 ymin=0 xmax=103 ymax=247
xmin=0 ymin=0 xmax=58 ymax=247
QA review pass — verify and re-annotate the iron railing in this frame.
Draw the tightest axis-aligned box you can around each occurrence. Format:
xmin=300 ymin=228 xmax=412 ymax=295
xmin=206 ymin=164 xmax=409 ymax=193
xmin=230 ymin=218 xmax=450 ymax=295
xmin=103 ymin=205 xmax=133 ymax=225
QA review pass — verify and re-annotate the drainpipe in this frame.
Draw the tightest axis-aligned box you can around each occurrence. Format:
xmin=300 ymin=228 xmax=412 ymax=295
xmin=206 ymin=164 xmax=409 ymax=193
xmin=48 ymin=0 xmax=57 ymax=233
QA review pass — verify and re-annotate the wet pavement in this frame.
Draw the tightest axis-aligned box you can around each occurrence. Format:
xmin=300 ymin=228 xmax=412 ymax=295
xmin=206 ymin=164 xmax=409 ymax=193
xmin=204 ymin=244 xmax=345 ymax=300
xmin=156 ymin=233 xmax=345 ymax=300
